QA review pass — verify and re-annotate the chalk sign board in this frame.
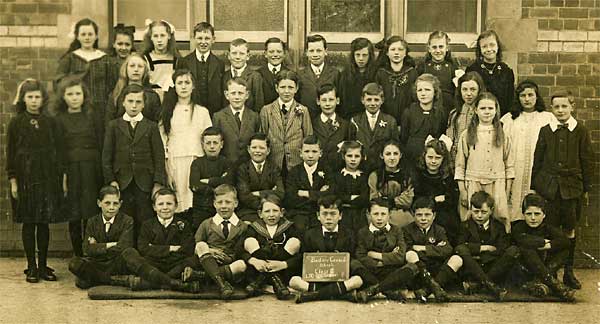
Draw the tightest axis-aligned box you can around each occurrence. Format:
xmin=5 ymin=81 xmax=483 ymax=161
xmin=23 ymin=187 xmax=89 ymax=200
xmin=302 ymin=252 xmax=350 ymax=282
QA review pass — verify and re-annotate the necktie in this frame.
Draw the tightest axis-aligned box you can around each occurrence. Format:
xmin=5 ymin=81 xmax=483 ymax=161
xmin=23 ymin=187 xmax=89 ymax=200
xmin=314 ymin=67 xmax=321 ymax=78
xmin=234 ymin=111 xmax=241 ymax=129
xmin=421 ymin=228 xmax=427 ymax=236
xmin=200 ymin=55 xmax=205 ymax=63
xmin=307 ymin=169 xmax=314 ymax=186
xmin=105 ymin=222 xmax=111 ymax=233
xmin=272 ymin=67 xmax=278 ymax=75
xmin=233 ymin=69 xmax=239 ymax=78
xmin=281 ymin=104 xmax=287 ymax=115
xmin=256 ymin=164 xmax=263 ymax=175
xmin=222 ymin=220 xmax=230 ymax=238
xmin=326 ymin=118 xmax=335 ymax=132
xmin=324 ymin=232 xmax=336 ymax=251
xmin=368 ymin=115 xmax=376 ymax=130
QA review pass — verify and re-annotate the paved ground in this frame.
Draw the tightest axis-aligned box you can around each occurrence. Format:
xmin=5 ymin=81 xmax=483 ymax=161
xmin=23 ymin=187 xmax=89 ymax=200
xmin=0 ymin=258 xmax=598 ymax=324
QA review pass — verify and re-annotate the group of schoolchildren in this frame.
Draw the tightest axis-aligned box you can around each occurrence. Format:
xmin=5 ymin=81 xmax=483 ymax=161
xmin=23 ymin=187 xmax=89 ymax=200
xmin=6 ymin=17 xmax=593 ymax=304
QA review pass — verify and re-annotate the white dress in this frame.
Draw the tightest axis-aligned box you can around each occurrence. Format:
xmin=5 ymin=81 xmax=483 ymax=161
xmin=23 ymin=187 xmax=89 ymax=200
xmin=160 ymin=103 xmax=212 ymax=212
xmin=501 ymin=111 xmax=554 ymax=220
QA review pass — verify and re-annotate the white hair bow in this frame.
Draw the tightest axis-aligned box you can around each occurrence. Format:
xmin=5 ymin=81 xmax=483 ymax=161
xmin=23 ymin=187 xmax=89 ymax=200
xmin=425 ymin=134 xmax=453 ymax=152
xmin=13 ymin=78 xmax=38 ymax=105
xmin=144 ymin=18 xmax=176 ymax=35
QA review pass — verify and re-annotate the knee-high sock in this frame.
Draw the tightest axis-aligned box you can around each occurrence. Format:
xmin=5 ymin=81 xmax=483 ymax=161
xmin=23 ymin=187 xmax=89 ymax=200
xmin=566 ymin=238 xmax=576 ymax=268
xmin=68 ymin=220 xmax=84 ymax=257
xmin=316 ymin=282 xmax=347 ymax=299
xmin=435 ymin=265 xmax=456 ymax=288
xmin=22 ymin=224 xmax=37 ymax=269
xmin=137 ymin=264 xmax=172 ymax=287
xmin=199 ymin=255 xmax=222 ymax=281
xmin=68 ymin=257 xmax=111 ymax=285
xmin=36 ymin=223 xmax=49 ymax=269
xmin=379 ymin=265 xmax=418 ymax=291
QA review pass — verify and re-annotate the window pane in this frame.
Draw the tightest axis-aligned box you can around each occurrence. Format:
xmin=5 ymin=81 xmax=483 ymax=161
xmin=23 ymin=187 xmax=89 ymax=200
xmin=115 ymin=0 xmax=187 ymax=31
xmin=406 ymin=0 xmax=477 ymax=33
xmin=212 ymin=0 xmax=285 ymax=31
xmin=310 ymin=0 xmax=381 ymax=33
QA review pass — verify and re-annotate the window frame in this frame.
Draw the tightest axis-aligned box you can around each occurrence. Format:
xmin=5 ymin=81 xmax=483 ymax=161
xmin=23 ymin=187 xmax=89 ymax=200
xmin=112 ymin=0 xmax=192 ymax=41
xmin=209 ymin=0 xmax=288 ymax=43
xmin=306 ymin=0 xmax=385 ymax=44
xmin=403 ymin=0 xmax=483 ymax=45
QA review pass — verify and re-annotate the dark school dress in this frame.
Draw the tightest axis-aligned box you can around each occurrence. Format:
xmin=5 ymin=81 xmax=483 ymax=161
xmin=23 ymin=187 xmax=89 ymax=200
xmin=338 ymin=67 xmax=374 ymax=119
xmin=6 ymin=112 xmax=65 ymax=223
xmin=328 ymin=169 xmax=370 ymax=232
xmin=466 ymin=61 xmax=514 ymax=117
xmin=375 ymin=65 xmax=418 ymax=125
xmin=56 ymin=111 xmax=103 ymax=221
xmin=400 ymin=102 xmax=447 ymax=164
xmin=416 ymin=59 xmax=460 ymax=114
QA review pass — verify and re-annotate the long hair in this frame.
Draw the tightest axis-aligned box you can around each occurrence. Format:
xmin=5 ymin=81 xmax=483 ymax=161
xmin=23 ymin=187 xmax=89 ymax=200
xmin=13 ymin=79 xmax=49 ymax=114
xmin=349 ymin=37 xmax=377 ymax=79
xmin=376 ymin=140 xmax=403 ymax=189
xmin=475 ymin=30 xmax=504 ymax=63
xmin=54 ymin=75 xmax=93 ymax=115
xmin=510 ymin=80 xmax=546 ymax=119
xmin=373 ymin=36 xmax=415 ymax=72
xmin=142 ymin=20 xmax=181 ymax=58
xmin=424 ymin=30 xmax=454 ymax=63
xmin=109 ymin=24 xmax=136 ymax=57
xmin=63 ymin=18 xmax=99 ymax=57
xmin=417 ymin=138 xmax=451 ymax=179
xmin=450 ymin=71 xmax=486 ymax=134
xmin=414 ymin=73 xmax=443 ymax=110
xmin=111 ymin=53 xmax=151 ymax=106
xmin=466 ymin=92 xmax=505 ymax=148
xmin=161 ymin=69 xmax=197 ymax=135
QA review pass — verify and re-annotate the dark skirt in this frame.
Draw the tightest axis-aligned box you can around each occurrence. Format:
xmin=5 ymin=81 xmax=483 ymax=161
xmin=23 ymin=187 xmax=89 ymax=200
xmin=66 ymin=160 xmax=102 ymax=221
xmin=11 ymin=148 xmax=66 ymax=224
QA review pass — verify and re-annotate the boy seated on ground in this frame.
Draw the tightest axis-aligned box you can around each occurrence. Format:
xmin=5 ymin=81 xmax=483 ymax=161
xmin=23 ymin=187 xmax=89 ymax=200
xmin=353 ymin=198 xmax=420 ymax=303
xmin=239 ymin=195 xmax=302 ymax=300
xmin=183 ymin=184 xmax=248 ymax=299
xmin=455 ymin=191 xmax=519 ymax=300
xmin=403 ymin=196 xmax=463 ymax=302
xmin=69 ymin=186 xmax=134 ymax=289
xmin=512 ymin=193 xmax=575 ymax=301
xmin=290 ymin=195 xmax=364 ymax=303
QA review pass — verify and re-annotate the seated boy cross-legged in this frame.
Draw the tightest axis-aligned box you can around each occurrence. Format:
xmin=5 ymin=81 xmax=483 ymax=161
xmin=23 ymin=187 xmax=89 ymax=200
xmin=354 ymin=198 xmax=420 ymax=303
xmin=512 ymin=193 xmax=575 ymax=301
xmin=403 ymin=196 xmax=463 ymax=302
xmin=455 ymin=191 xmax=519 ymax=300
xmin=184 ymin=184 xmax=248 ymax=299
xmin=290 ymin=195 xmax=364 ymax=303
xmin=239 ymin=195 xmax=302 ymax=300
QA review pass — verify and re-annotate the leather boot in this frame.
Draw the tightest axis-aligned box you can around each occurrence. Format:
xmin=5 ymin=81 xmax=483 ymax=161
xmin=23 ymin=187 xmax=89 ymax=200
xmin=214 ymin=275 xmax=234 ymax=299
xmin=543 ymin=274 xmax=575 ymax=302
xmin=170 ymin=279 xmax=201 ymax=293
xmin=181 ymin=267 xmax=206 ymax=283
xmin=295 ymin=291 xmax=321 ymax=304
xmin=563 ymin=266 xmax=581 ymax=290
xmin=110 ymin=275 xmax=136 ymax=287
xmin=245 ymin=274 xmax=266 ymax=296
xmin=129 ymin=276 xmax=155 ymax=291
xmin=356 ymin=284 xmax=381 ymax=303
xmin=25 ymin=267 xmax=39 ymax=283
xmin=482 ymin=280 xmax=507 ymax=301
xmin=522 ymin=280 xmax=550 ymax=298
xmin=423 ymin=270 xmax=448 ymax=302
xmin=269 ymin=274 xmax=291 ymax=300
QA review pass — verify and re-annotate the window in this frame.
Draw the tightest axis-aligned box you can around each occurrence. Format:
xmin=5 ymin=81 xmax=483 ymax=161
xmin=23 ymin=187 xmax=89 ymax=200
xmin=113 ymin=0 xmax=191 ymax=41
xmin=209 ymin=0 xmax=288 ymax=42
xmin=404 ymin=0 xmax=482 ymax=45
xmin=307 ymin=0 xmax=384 ymax=43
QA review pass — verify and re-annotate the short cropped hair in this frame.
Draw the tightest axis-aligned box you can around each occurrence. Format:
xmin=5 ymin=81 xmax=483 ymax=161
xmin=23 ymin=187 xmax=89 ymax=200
xmin=121 ymin=84 xmax=145 ymax=101
xmin=306 ymin=34 xmax=327 ymax=49
xmin=260 ymin=194 xmax=282 ymax=210
xmin=214 ymin=184 xmax=237 ymax=199
xmin=521 ymin=193 xmax=546 ymax=214
xmin=275 ymin=70 xmax=299 ymax=86
xmin=226 ymin=77 xmax=249 ymax=90
xmin=202 ymin=126 xmax=223 ymax=139
xmin=411 ymin=196 xmax=437 ymax=213
xmin=265 ymin=37 xmax=287 ymax=51
xmin=302 ymin=134 xmax=320 ymax=146
xmin=193 ymin=22 xmax=214 ymax=36
xmin=98 ymin=185 xmax=120 ymax=201
xmin=550 ymin=89 xmax=575 ymax=105
xmin=248 ymin=132 xmax=270 ymax=148
xmin=230 ymin=38 xmax=249 ymax=52
xmin=318 ymin=195 xmax=341 ymax=210
xmin=152 ymin=187 xmax=178 ymax=205
xmin=470 ymin=191 xmax=495 ymax=209
xmin=369 ymin=198 xmax=390 ymax=211
xmin=362 ymin=82 xmax=384 ymax=98
xmin=317 ymin=83 xmax=337 ymax=99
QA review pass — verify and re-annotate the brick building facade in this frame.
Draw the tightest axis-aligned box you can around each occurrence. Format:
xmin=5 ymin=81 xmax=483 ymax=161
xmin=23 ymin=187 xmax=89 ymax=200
xmin=0 ymin=0 xmax=598 ymax=265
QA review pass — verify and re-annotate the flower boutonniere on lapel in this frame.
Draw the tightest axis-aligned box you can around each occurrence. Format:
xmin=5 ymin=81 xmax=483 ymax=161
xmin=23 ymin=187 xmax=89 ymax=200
xmin=317 ymin=171 xmax=325 ymax=178
xmin=331 ymin=119 xmax=340 ymax=131
xmin=176 ymin=221 xmax=185 ymax=231
xmin=294 ymin=105 xmax=304 ymax=116
xmin=378 ymin=120 xmax=388 ymax=128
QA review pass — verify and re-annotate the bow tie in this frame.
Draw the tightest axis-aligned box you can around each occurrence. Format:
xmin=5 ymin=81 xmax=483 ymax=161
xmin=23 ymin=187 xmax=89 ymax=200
xmin=373 ymin=228 xmax=388 ymax=235
xmin=557 ymin=123 xmax=568 ymax=129
xmin=324 ymin=232 xmax=337 ymax=240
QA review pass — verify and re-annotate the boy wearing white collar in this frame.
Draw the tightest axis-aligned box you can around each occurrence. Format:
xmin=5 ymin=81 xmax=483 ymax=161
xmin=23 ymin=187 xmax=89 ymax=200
xmin=353 ymin=198 xmax=419 ymax=303
xmin=292 ymin=195 xmax=366 ymax=303
xmin=455 ymin=191 xmax=518 ymax=300
xmin=403 ymin=196 xmax=462 ymax=302
xmin=531 ymin=90 xmax=593 ymax=290
xmin=186 ymin=184 xmax=248 ymax=299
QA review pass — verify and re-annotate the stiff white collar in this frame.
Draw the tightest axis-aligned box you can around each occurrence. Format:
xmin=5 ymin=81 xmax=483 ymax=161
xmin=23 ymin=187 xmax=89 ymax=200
xmin=311 ymin=63 xmax=325 ymax=75
xmin=369 ymin=223 xmax=391 ymax=233
xmin=268 ymin=63 xmax=282 ymax=73
xmin=123 ymin=113 xmax=143 ymax=122
xmin=195 ymin=49 xmax=211 ymax=62
xmin=212 ymin=213 xmax=240 ymax=226
xmin=322 ymin=225 xmax=339 ymax=235
xmin=230 ymin=64 xmax=247 ymax=77
xmin=157 ymin=216 xmax=174 ymax=228
xmin=549 ymin=116 xmax=577 ymax=132
xmin=320 ymin=112 xmax=336 ymax=123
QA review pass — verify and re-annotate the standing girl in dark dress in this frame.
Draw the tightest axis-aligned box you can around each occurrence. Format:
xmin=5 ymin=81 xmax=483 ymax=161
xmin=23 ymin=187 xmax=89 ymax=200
xmin=374 ymin=36 xmax=417 ymax=125
xmin=400 ymin=73 xmax=448 ymax=167
xmin=7 ymin=79 xmax=66 ymax=282
xmin=54 ymin=75 xmax=103 ymax=257
xmin=416 ymin=31 xmax=461 ymax=114
xmin=56 ymin=18 xmax=118 ymax=132
xmin=413 ymin=137 xmax=460 ymax=245
xmin=338 ymin=37 xmax=377 ymax=119
xmin=109 ymin=23 xmax=136 ymax=66
xmin=466 ymin=30 xmax=515 ymax=117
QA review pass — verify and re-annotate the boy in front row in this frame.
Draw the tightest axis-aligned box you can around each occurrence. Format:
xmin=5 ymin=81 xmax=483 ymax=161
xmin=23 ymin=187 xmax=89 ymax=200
xmin=403 ymin=196 xmax=463 ymax=302
xmin=531 ymin=90 xmax=593 ymax=290
xmin=512 ymin=193 xmax=575 ymax=301
xmin=183 ymin=184 xmax=248 ymax=299
xmin=69 ymin=186 xmax=134 ymax=288
xmin=290 ymin=195 xmax=364 ymax=303
xmin=455 ymin=191 xmax=519 ymax=300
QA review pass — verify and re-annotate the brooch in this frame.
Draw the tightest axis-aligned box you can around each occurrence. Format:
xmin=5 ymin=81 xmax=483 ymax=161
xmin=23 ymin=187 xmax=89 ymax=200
xmin=378 ymin=120 xmax=387 ymax=128
xmin=294 ymin=106 xmax=304 ymax=116
xmin=176 ymin=221 xmax=185 ymax=230
xmin=30 ymin=119 xmax=39 ymax=129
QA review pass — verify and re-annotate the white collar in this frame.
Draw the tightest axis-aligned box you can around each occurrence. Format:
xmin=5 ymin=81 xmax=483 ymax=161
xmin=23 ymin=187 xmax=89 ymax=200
xmin=73 ymin=49 xmax=106 ymax=62
xmin=268 ymin=63 xmax=281 ymax=73
xmin=157 ymin=216 xmax=174 ymax=228
xmin=102 ymin=216 xmax=115 ymax=225
xmin=341 ymin=168 xmax=362 ymax=179
xmin=231 ymin=64 xmax=247 ymax=77
xmin=251 ymin=160 xmax=265 ymax=171
xmin=549 ymin=116 xmax=577 ymax=132
xmin=212 ymin=213 xmax=240 ymax=226
xmin=418 ymin=225 xmax=432 ymax=234
xmin=481 ymin=219 xmax=490 ymax=231
xmin=230 ymin=105 xmax=244 ymax=116
xmin=369 ymin=223 xmax=391 ymax=233
xmin=266 ymin=224 xmax=278 ymax=238
xmin=304 ymin=162 xmax=318 ymax=175
xmin=278 ymin=98 xmax=294 ymax=109
xmin=320 ymin=112 xmax=336 ymax=123
xmin=311 ymin=63 xmax=325 ymax=74
xmin=123 ymin=113 xmax=143 ymax=122
xmin=322 ymin=225 xmax=339 ymax=234
xmin=367 ymin=110 xmax=379 ymax=120
xmin=195 ymin=49 xmax=210 ymax=62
